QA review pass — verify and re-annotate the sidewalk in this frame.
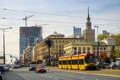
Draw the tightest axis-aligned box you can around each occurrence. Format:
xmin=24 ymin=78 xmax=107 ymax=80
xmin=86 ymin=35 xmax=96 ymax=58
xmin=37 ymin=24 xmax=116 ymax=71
xmin=3 ymin=71 xmax=25 ymax=80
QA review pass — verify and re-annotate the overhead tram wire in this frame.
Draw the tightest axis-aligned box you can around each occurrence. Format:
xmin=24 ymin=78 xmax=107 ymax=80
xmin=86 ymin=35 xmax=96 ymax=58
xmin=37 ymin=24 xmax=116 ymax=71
xmin=0 ymin=8 xmax=120 ymax=21
xmin=0 ymin=17 xmax=120 ymax=26
xmin=0 ymin=8 xmax=83 ymax=18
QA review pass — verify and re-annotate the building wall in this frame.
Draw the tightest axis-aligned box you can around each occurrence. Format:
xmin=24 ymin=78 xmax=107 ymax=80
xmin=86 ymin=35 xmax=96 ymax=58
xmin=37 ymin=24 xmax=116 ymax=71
xmin=101 ymin=38 xmax=116 ymax=45
xmin=33 ymin=32 xmax=84 ymax=64
xmin=23 ymin=45 xmax=33 ymax=65
xmin=64 ymin=42 xmax=93 ymax=56
xmin=83 ymin=29 xmax=95 ymax=43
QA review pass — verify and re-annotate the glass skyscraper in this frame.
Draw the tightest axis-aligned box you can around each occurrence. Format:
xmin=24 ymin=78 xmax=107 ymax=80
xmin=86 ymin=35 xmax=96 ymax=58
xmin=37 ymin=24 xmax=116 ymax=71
xmin=73 ymin=26 xmax=82 ymax=38
xmin=20 ymin=26 xmax=43 ymax=56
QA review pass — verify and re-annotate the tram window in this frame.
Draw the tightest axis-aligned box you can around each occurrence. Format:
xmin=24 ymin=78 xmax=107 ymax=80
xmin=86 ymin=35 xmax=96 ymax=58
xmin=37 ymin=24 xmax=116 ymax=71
xmin=59 ymin=61 xmax=62 ymax=64
xmin=63 ymin=61 xmax=67 ymax=64
xmin=68 ymin=60 xmax=71 ymax=64
xmin=72 ymin=60 xmax=78 ymax=64
xmin=79 ymin=59 xmax=84 ymax=64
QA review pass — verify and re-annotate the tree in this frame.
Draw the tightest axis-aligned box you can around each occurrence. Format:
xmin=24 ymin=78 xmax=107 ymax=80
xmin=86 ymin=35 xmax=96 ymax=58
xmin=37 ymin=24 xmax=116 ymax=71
xmin=45 ymin=38 xmax=52 ymax=65
xmin=98 ymin=34 xmax=107 ymax=41
xmin=111 ymin=33 xmax=120 ymax=58
xmin=111 ymin=33 xmax=120 ymax=47
xmin=110 ymin=46 xmax=116 ymax=62
xmin=99 ymin=51 xmax=106 ymax=62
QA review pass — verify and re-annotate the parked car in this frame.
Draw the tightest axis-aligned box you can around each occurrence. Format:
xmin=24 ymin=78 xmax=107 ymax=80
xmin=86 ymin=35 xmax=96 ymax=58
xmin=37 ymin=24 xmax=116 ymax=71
xmin=0 ymin=74 xmax=2 ymax=80
xmin=2 ymin=65 xmax=9 ymax=71
xmin=35 ymin=64 xmax=46 ymax=73
xmin=111 ymin=63 xmax=118 ymax=69
xmin=29 ymin=65 xmax=36 ymax=71
xmin=98 ymin=62 xmax=111 ymax=69
xmin=0 ymin=66 xmax=4 ymax=74
xmin=12 ymin=64 xmax=21 ymax=69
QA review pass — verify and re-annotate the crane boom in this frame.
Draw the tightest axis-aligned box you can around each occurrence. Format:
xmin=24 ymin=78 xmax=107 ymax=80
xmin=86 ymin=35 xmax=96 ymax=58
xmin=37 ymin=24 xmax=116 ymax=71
xmin=23 ymin=15 xmax=34 ymax=27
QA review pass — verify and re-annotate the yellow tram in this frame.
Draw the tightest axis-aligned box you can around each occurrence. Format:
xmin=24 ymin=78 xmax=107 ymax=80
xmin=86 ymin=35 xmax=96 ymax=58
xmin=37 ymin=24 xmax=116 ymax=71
xmin=58 ymin=54 xmax=97 ymax=70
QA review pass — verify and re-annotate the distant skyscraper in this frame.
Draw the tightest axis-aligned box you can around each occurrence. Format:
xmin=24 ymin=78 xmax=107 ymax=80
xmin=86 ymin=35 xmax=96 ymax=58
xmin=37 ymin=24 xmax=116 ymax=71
xmin=20 ymin=26 xmax=43 ymax=56
xmin=103 ymin=30 xmax=110 ymax=37
xmin=73 ymin=26 xmax=82 ymax=38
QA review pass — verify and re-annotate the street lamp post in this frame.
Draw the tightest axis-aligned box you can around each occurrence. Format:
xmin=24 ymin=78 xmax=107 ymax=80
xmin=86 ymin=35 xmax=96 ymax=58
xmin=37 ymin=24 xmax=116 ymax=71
xmin=94 ymin=26 xmax=99 ymax=62
xmin=94 ymin=26 xmax=99 ymax=41
xmin=0 ymin=27 xmax=12 ymax=64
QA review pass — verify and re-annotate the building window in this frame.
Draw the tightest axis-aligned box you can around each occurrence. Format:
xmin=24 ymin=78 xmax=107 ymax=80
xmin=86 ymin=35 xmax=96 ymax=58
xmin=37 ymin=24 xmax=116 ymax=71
xmin=59 ymin=50 xmax=61 ymax=53
xmin=104 ymin=47 xmax=106 ymax=50
xmin=78 ymin=47 xmax=81 ymax=54
xmin=56 ymin=45 xmax=58 ymax=48
xmin=97 ymin=47 xmax=99 ymax=50
xmin=59 ymin=40 xmax=61 ymax=43
xmin=83 ymin=47 xmax=86 ymax=53
xmin=73 ymin=47 xmax=77 ymax=55
xmin=87 ymin=47 xmax=90 ymax=54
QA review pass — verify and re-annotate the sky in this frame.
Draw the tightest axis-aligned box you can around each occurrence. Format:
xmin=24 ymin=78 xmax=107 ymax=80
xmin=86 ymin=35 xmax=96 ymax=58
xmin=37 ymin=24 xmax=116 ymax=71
xmin=0 ymin=0 xmax=120 ymax=60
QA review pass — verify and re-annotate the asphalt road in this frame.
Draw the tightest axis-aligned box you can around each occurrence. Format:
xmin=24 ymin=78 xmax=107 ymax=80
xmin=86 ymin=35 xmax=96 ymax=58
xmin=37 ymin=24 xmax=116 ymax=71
xmin=10 ymin=68 xmax=120 ymax=80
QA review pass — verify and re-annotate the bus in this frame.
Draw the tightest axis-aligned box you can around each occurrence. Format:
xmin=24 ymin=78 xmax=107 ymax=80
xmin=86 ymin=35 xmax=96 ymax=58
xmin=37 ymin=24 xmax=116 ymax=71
xmin=58 ymin=54 xmax=97 ymax=70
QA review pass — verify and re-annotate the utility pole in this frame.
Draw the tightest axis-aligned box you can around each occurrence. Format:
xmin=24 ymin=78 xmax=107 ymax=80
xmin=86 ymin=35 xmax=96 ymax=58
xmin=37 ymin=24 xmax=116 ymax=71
xmin=23 ymin=15 xmax=34 ymax=27
xmin=0 ymin=27 xmax=12 ymax=64
xmin=94 ymin=26 xmax=99 ymax=62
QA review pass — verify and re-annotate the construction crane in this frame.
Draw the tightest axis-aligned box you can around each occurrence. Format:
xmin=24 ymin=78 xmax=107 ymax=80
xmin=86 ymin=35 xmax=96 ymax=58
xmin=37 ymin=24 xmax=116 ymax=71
xmin=23 ymin=15 xmax=34 ymax=27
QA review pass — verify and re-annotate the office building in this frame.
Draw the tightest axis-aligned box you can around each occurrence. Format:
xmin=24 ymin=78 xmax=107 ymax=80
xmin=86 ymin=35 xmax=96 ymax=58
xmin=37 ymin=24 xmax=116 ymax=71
xmin=20 ymin=26 xmax=43 ymax=56
xmin=73 ymin=26 xmax=82 ymax=38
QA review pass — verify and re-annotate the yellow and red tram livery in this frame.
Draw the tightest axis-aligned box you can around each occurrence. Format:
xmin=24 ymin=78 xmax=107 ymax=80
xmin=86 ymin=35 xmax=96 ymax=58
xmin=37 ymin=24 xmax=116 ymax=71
xmin=58 ymin=54 xmax=97 ymax=70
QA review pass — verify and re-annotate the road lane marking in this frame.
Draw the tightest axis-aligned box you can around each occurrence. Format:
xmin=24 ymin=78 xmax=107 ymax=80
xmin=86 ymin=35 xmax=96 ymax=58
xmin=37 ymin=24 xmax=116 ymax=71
xmin=51 ymin=69 xmax=120 ymax=78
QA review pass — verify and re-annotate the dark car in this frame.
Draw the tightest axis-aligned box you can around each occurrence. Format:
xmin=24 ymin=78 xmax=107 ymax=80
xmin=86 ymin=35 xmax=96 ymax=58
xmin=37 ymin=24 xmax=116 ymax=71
xmin=29 ymin=65 xmax=36 ymax=71
xmin=0 ymin=66 xmax=4 ymax=74
xmin=12 ymin=64 xmax=21 ymax=69
xmin=98 ymin=62 xmax=111 ymax=69
xmin=35 ymin=64 xmax=46 ymax=73
xmin=111 ymin=63 xmax=118 ymax=69
xmin=0 ymin=74 xmax=2 ymax=80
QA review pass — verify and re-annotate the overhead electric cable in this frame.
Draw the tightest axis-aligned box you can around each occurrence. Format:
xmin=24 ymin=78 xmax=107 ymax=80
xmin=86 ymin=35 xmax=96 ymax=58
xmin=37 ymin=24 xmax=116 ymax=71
xmin=0 ymin=8 xmax=120 ymax=21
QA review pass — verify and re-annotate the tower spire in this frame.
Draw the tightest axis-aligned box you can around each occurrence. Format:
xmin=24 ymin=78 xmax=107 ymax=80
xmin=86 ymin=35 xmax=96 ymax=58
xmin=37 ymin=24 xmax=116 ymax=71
xmin=86 ymin=6 xmax=91 ymax=30
xmin=87 ymin=6 xmax=90 ymax=21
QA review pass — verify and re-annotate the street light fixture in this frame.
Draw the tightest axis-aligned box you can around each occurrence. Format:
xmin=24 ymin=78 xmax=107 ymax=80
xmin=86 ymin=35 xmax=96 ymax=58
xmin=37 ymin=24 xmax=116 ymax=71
xmin=0 ymin=27 xmax=12 ymax=64
xmin=94 ymin=26 xmax=99 ymax=41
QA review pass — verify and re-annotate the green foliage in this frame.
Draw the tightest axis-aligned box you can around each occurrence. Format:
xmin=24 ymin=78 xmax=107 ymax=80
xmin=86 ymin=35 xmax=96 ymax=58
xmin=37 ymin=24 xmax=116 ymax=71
xmin=110 ymin=46 xmax=116 ymax=57
xmin=111 ymin=33 xmax=120 ymax=47
xmin=46 ymin=63 xmax=51 ymax=66
xmin=45 ymin=39 xmax=52 ymax=48
xmin=98 ymin=34 xmax=107 ymax=41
